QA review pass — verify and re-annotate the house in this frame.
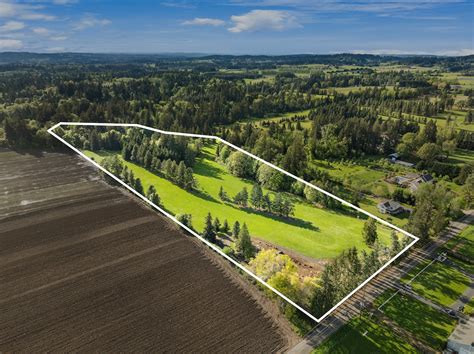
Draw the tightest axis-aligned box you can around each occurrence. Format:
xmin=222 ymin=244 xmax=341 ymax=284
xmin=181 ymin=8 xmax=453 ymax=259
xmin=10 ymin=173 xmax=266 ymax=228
xmin=408 ymin=173 xmax=434 ymax=192
xmin=388 ymin=153 xmax=399 ymax=162
xmin=377 ymin=200 xmax=405 ymax=215
xmin=387 ymin=173 xmax=435 ymax=191
xmin=447 ymin=317 xmax=474 ymax=354
xmin=387 ymin=173 xmax=418 ymax=186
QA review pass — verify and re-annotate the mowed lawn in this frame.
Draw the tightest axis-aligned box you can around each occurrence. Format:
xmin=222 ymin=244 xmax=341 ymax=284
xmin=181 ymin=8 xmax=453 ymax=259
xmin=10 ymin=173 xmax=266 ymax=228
xmin=313 ymin=316 xmax=417 ymax=354
xmin=376 ymin=291 xmax=457 ymax=350
xmin=446 ymin=224 xmax=474 ymax=260
xmin=402 ymin=260 xmax=470 ymax=307
xmin=85 ymin=144 xmax=395 ymax=260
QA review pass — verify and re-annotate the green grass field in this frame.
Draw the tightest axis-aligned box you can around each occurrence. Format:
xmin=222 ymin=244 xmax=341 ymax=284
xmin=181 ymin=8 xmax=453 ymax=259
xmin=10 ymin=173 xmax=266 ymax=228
xmin=464 ymin=297 xmax=474 ymax=315
xmin=440 ymin=72 xmax=474 ymax=89
xmin=402 ymin=260 xmax=470 ymax=307
xmin=313 ymin=316 xmax=417 ymax=354
xmin=312 ymin=159 xmax=390 ymax=195
xmin=380 ymin=109 xmax=474 ymax=132
xmin=376 ymin=291 xmax=457 ymax=350
xmin=85 ymin=143 xmax=396 ymax=260
xmin=446 ymin=225 xmax=474 ymax=260
xmin=238 ymin=109 xmax=312 ymax=125
xmin=309 ymin=158 xmax=413 ymax=226
xmin=447 ymin=149 xmax=474 ymax=166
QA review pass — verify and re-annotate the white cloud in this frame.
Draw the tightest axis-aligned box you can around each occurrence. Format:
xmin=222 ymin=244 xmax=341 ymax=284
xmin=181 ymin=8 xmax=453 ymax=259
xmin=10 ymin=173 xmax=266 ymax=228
xmin=0 ymin=1 xmax=55 ymax=21
xmin=228 ymin=10 xmax=299 ymax=33
xmin=0 ymin=20 xmax=24 ymax=32
xmin=437 ymin=48 xmax=474 ymax=56
xmin=33 ymin=27 xmax=50 ymax=35
xmin=182 ymin=17 xmax=225 ymax=26
xmin=350 ymin=48 xmax=474 ymax=56
xmin=230 ymin=0 xmax=465 ymax=15
xmin=73 ymin=14 xmax=111 ymax=30
xmin=0 ymin=38 xmax=22 ymax=49
xmin=50 ymin=35 xmax=67 ymax=41
xmin=51 ymin=0 xmax=78 ymax=4
xmin=46 ymin=46 xmax=65 ymax=52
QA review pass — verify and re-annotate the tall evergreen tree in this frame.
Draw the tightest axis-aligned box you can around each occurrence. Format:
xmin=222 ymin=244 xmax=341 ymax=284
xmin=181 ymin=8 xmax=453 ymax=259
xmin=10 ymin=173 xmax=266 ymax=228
xmin=232 ymin=221 xmax=240 ymax=238
xmin=213 ymin=217 xmax=221 ymax=233
xmin=250 ymin=184 xmax=263 ymax=209
xmin=177 ymin=161 xmax=187 ymax=187
xmin=272 ymin=193 xmax=284 ymax=215
xmin=235 ymin=223 xmax=255 ymax=261
xmin=202 ymin=212 xmax=216 ymax=243
xmin=134 ymin=177 xmax=144 ymax=194
xmin=222 ymin=219 xmax=230 ymax=234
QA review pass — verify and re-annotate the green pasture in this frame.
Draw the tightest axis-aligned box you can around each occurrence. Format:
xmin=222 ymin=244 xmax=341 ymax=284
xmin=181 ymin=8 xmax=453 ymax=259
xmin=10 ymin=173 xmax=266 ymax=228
xmin=84 ymin=143 xmax=396 ymax=260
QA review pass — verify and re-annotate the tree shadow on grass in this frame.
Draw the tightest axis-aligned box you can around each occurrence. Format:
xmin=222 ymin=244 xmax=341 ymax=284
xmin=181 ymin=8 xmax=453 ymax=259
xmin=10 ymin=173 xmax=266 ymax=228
xmin=410 ymin=263 xmax=471 ymax=306
xmin=381 ymin=291 xmax=456 ymax=349
xmin=193 ymin=153 xmax=223 ymax=180
xmin=189 ymin=188 xmax=220 ymax=204
xmin=224 ymin=202 xmax=320 ymax=232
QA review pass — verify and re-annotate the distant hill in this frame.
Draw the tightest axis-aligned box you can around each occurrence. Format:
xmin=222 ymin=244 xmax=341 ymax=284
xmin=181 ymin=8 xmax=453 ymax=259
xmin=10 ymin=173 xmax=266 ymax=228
xmin=0 ymin=52 xmax=471 ymax=71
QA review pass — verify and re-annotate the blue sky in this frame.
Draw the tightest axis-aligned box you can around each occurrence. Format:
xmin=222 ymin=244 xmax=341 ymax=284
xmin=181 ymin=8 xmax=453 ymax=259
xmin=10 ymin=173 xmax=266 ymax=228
xmin=0 ymin=0 xmax=472 ymax=55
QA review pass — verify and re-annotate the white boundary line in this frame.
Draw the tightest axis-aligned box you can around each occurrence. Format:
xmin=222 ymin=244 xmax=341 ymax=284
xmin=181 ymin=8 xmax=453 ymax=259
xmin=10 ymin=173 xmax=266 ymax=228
xmin=48 ymin=122 xmax=419 ymax=323
xmin=377 ymin=256 xmax=438 ymax=311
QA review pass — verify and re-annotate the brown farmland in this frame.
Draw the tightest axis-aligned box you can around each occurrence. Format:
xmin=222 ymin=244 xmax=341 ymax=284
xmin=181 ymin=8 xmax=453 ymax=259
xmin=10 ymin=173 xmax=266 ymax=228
xmin=0 ymin=148 xmax=296 ymax=352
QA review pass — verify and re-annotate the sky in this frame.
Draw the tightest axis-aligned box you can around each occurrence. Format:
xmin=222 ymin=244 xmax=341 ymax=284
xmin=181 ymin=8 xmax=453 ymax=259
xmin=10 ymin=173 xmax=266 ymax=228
xmin=0 ymin=0 xmax=472 ymax=55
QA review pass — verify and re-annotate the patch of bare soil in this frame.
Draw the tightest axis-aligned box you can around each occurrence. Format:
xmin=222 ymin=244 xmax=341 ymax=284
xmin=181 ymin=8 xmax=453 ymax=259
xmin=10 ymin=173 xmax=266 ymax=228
xmin=0 ymin=149 xmax=297 ymax=352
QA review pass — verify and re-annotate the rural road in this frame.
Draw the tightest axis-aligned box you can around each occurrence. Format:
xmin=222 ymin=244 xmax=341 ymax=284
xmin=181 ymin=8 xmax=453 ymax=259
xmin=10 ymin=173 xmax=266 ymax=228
xmin=288 ymin=210 xmax=474 ymax=354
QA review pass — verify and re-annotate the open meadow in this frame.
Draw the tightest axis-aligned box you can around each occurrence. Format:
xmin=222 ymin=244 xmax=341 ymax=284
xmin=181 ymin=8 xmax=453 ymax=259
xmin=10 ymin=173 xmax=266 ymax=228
xmin=85 ymin=141 xmax=396 ymax=261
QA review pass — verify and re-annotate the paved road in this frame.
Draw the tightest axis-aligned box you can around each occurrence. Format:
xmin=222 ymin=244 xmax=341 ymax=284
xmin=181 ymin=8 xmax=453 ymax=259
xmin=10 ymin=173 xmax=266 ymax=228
xmin=288 ymin=210 xmax=474 ymax=354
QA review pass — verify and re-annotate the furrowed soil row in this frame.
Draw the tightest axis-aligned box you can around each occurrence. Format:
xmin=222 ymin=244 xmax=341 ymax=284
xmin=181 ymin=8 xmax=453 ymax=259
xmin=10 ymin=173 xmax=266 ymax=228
xmin=0 ymin=148 xmax=294 ymax=352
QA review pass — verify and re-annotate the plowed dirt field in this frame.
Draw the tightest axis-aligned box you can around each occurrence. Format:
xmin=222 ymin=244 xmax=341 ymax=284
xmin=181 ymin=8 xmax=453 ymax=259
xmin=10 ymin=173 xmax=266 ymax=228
xmin=0 ymin=149 xmax=294 ymax=352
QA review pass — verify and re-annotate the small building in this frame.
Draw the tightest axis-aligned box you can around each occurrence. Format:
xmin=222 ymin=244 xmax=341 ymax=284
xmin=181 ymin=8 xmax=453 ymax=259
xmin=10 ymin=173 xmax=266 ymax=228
xmin=409 ymin=173 xmax=434 ymax=192
xmin=447 ymin=317 xmax=474 ymax=354
xmin=388 ymin=153 xmax=399 ymax=162
xmin=377 ymin=200 xmax=405 ymax=215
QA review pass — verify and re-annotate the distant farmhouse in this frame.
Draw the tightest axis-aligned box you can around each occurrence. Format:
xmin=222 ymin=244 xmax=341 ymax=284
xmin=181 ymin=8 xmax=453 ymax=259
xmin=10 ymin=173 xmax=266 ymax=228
xmin=408 ymin=174 xmax=434 ymax=192
xmin=387 ymin=172 xmax=435 ymax=192
xmin=377 ymin=200 xmax=405 ymax=215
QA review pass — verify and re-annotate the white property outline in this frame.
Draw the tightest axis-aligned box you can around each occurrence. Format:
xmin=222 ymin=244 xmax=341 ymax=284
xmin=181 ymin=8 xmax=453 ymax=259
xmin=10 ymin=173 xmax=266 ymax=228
xmin=48 ymin=122 xmax=419 ymax=323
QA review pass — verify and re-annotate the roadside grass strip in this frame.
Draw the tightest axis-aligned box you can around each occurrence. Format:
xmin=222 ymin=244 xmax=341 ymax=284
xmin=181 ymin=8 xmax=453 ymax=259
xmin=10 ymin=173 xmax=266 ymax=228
xmin=313 ymin=316 xmax=418 ymax=354
xmin=401 ymin=260 xmax=470 ymax=308
xmin=375 ymin=291 xmax=457 ymax=350
xmin=446 ymin=225 xmax=474 ymax=260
